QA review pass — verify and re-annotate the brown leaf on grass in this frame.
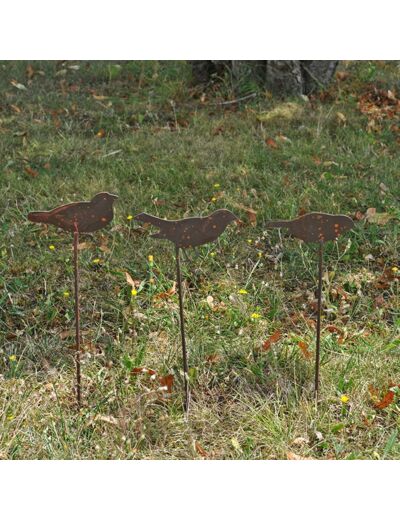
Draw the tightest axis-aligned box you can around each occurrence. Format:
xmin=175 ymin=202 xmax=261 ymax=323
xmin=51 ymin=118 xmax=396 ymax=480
xmin=159 ymin=374 xmax=174 ymax=393
xmin=374 ymin=390 xmax=395 ymax=410
xmin=245 ymin=207 xmax=257 ymax=226
xmin=76 ymin=241 xmax=91 ymax=251
xmin=60 ymin=329 xmax=74 ymax=340
xmin=24 ymin=166 xmax=39 ymax=178
xmin=10 ymin=104 xmax=21 ymax=113
xmin=195 ymin=441 xmax=208 ymax=458
xmin=11 ymin=79 xmax=27 ymax=91
xmin=298 ymin=341 xmax=312 ymax=359
xmin=262 ymin=330 xmax=282 ymax=351
xmin=154 ymin=282 xmax=177 ymax=300
xmin=336 ymin=71 xmax=350 ymax=81
xmin=131 ymin=367 xmax=157 ymax=376
xmin=125 ymin=272 xmax=138 ymax=288
xmin=206 ymin=353 xmax=220 ymax=364
xmin=26 ymin=64 xmax=35 ymax=80
xmin=365 ymin=207 xmax=392 ymax=225
xmin=287 ymin=451 xmax=314 ymax=460
xmin=265 ymin=137 xmax=278 ymax=149
xmin=96 ymin=414 xmax=119 ymax=426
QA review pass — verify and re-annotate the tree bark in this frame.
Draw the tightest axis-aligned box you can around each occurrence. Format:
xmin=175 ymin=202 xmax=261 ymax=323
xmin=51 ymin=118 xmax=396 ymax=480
xmin=189 ymin=60 xmax=339 ymax=96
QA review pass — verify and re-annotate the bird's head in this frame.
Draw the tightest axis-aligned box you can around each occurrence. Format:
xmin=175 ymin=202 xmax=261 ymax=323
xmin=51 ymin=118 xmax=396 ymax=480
xmin=212 ymin=209 xmax=239 ymax=224
xmin=92 ymin=192 xmax=118 ymax=204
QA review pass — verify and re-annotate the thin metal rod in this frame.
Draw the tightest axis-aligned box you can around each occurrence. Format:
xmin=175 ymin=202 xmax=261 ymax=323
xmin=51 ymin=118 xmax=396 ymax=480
xmin=314 ymin=241 xmax=323 ymax=398
xmin=73 ymin=228 xmax=81 ymax=407
xmin=175 ymin=245 xmax=190 ymax=413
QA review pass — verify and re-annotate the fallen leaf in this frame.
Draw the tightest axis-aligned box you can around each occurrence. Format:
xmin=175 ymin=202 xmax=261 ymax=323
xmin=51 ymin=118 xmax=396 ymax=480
xmin=257 ymin=102 xmax=303 ymax=123
xmin=265 ymin=137 xmax=278 ymax=149
xmin=262 ymin=330 xmax=282 ymax=351
xmin=10 ymin=104 xmax=21 ymax=113
xmin=24 ymin=166 xmax=39 ymax=178
xmin=195 ymin=441 xmax=208 ymax=458
xmin=125 ymin=272 xmax=139 ymax=289
xmin=26 ymin=64 xmax=35 ymax=80
xmin=59 ymin=329 xmax=74 ymax=340
xmin=159 ymin=374 xmax=174 ymax=393
xmin=336 ymin=112 xmax=347 ymax=125
xmin=298 ymin=340 xmax=312 ymax=359
xmin=287 ymin=451 xmax=314 ymax=460
xmin=375 ymin=390 xmax=395 ymax=410
xmin=77 ymin=242 xmax=90 ymax=251
xmin=96 ymin=414 xmax=119 ymax=426
xmin=131 ymin=367 xmax=156 ymax=376
xmin=292 ymin=437 xmax=309 ymax=446
xmin=155 ymin=282 xmax=177 ymax=300
xmin=206 ymin=295 xmax=214 ymax=308
xmin=365 ymin=207 xmax=393 ymax=225
xmin=231 ymin=437 xmax=242 ymax=453
xmin=11 ymin=80 xmax=27 ymax=91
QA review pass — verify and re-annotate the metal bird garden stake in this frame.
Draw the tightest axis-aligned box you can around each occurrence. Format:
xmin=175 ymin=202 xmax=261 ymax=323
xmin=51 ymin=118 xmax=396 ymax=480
xmin=134 ymin=209 xmax=238 ymax=413
xmin=266 ymin=212 xmax=354 ymax=397
xmin=28 ymin=192 xmax=118 ymax=407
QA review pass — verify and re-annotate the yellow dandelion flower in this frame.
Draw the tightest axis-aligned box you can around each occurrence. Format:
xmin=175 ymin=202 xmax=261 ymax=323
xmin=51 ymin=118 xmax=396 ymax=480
xmin=210 ymin=252 xmax=216 ymax=257
xmin=9 ymin=355 xmax=16 ymax=362
xmin=251 ymin=312 xmax=261 ymax=320
xmin=127 ymin=215 xmax=133 ymax=221
xmin=63 ymin=291 xmax=70 ymax=298
xmin=131 ymin=289 xmax=138 ymax=296
xmin=213 ymin=183 xmax=220 ymax=189
xmin=340 ymin=394 xmax=349 ymax=404
xmin=392 ymin=266 xmax=398 ymax=273
xmin=258 ymin=252 xmax=262 ymax=258
xmin=92 ymin=258 xmax=101 ymax=264
xmin=148 ymin=255 xmax=154 ymax=266
xmin=6 ymin=415 xmax=14 ymax=421
xmin=49 ymin=245 xmax=55 ymax=251
xmin=247 ymin=239 xmax=252 ymax=244
xmin=211 ymin=197 xmax=217 ymax=202
xmin=238 ymin=289 xmax=248 ymax=295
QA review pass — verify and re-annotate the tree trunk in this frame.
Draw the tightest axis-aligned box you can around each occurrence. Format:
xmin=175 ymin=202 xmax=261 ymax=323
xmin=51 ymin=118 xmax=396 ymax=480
xmin=189 ymin=60 xmax=339 ymax=96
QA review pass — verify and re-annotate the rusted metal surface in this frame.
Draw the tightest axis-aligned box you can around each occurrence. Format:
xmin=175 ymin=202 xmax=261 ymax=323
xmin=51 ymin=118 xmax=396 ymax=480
xmin=28 ymin=192 xmax=118 ymax=233
xmin=265 ymin=212 xmax=354 ymax=243
xmin=136 ymin=209 xmax=237 ymax=413
xmin=134 ymin=209 xmax=238 ymax=248
xmin=266 ymin=212 xmax=354 ymax=398
xmin=314 ymin=242 xmax=323 ymax=397
xmin=28 ymin=193 xmax=118 ymax=407
xmin=73 ymin=226 xmax=82 ymax=406
xmin=175 ymin=245 xmax=190 ymax=413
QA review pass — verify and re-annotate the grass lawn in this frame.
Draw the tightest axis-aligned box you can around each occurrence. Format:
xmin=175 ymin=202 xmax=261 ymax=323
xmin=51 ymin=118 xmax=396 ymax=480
xmin=0 ymin=60 xmax=399 ymax=459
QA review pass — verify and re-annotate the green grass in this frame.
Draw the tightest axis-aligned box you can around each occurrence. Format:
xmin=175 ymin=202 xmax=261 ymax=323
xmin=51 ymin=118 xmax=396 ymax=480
xmin=0 ymin=60 xmax=399 ymax=459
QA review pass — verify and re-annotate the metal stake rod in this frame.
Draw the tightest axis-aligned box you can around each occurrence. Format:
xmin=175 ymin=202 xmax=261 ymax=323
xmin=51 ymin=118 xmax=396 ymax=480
xmin=175 ymin=245 xmax=190 ymax=413
xmin=314 ymin=241 xmax=323 ymax=398
xmin=73 ymin=227 xmax=82 ymax=407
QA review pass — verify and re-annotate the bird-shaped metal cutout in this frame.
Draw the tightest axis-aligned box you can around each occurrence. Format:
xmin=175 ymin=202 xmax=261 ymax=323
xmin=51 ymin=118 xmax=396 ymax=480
xmin=135 ymin=209 xmax=238 ymax=413
xmin=28 ymin=192 xmax=118 ymax=407
xmin=134 ymin=209 xmax=237 ymax=248
xmin=266 ymin=212 xmax=354 ymax=398
xmin=265 ymin=212 xmax=354 ymax=243
xmin=28 ymin=192 xmax=118 ymax=233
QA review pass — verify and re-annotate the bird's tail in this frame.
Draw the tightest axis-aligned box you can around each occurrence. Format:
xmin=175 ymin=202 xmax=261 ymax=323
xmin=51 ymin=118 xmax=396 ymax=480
xmin=28 ymin=211 xmax=49 ymax=224
xmin=134 ymin=212 xmax=166 ymax=229
xmin=265 ymin=220 xmax=292 ymax=230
